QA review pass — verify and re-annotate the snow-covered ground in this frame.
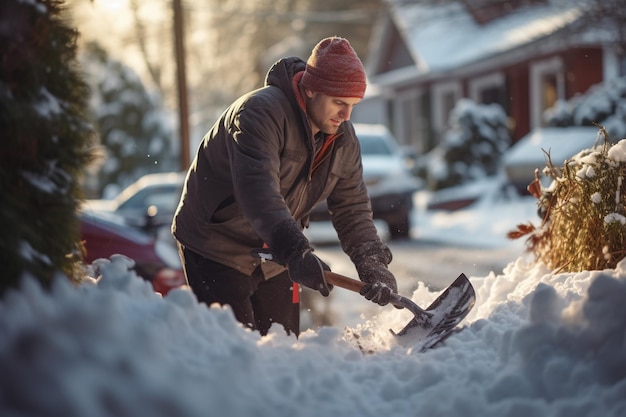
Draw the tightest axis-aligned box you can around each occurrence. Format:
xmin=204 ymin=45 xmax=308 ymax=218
xmin=1 ymin=177 xmax=625 ymax=417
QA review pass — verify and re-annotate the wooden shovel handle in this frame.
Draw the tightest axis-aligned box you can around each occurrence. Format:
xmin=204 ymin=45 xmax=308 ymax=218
xmin=323 ymin=270 xmax=426 ymax=315
xmin=324 ymin=271 xmax=365 ymax=293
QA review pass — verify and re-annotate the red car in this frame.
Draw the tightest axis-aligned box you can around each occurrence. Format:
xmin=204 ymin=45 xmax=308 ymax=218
xmin=79 ymin=208 xmax=186 ymax=295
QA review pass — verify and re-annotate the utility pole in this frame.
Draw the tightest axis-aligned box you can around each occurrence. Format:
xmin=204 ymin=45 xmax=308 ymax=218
xmin=173 ymin=0 xmax=190 ymax=170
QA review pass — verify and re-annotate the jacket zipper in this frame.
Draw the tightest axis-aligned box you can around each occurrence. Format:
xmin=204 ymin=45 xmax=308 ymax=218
xmin=292 ymin=135 xmax=315 ymax=218
xmin=292 ymin=132 xmax=342 ymax=219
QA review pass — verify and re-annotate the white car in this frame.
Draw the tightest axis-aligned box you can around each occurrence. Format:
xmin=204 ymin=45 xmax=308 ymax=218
xmin=84 ymin=172 xmax=186 ymax=234
xmin=309 ymin=123 xmax=423 ymax=239
xmin=86 ymin=124 xmax=422 ymax=240
xmin=503 ymin=126 xmax=601 ymax=193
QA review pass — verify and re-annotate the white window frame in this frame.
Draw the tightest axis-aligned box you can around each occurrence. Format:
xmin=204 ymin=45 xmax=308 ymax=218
xmin=469 ymin=72 xmax=505 ymax=104
xmin=431 ymin=81 xmax=462 ymax=137
xmin=603 ymin=45 xmax=626 ymax=80
xmin=530 ymin=56 xmax=565 ymax=129
xmin=392 ymin=88 xmax=423 ymax=148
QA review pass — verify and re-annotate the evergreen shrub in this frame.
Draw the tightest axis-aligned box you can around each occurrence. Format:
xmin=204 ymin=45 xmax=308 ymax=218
xmin=0 ymin=0 xmax=95 ymax=294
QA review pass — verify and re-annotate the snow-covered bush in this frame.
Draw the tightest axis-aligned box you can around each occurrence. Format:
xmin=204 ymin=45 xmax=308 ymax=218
xmin=0 ymin=0 xmax=95 ymax=294
xmin=417 ymin=98 xmax=511 ymax=190
xmin=545 ymin=76 xmax=626 ymax=141
xmin=509 ymin=128 xmax=626 ymax=271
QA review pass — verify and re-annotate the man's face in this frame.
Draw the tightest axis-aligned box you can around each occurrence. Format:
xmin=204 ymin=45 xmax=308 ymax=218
xmin=305 ymin=91 xmax=360 ymax=135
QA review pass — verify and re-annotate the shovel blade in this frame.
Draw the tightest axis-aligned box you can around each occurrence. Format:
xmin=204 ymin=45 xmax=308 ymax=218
xmin=391 ymin=273 xmax=475 ymax=351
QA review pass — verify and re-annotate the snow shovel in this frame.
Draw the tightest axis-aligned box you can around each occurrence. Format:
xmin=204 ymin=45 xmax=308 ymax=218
xmin=324 ymin=271 xmax=476 ymax=352
xmin=250 ymin=248 xmax=475 ymax=351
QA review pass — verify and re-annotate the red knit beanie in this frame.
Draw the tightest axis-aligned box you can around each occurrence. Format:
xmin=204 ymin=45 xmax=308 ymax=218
xmin=300 ymin=37 xmax=367 ymax=99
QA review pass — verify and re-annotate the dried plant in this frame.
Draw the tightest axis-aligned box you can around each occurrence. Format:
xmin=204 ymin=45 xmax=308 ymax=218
xmin=508 ymin=126 xmax=626 ymax=272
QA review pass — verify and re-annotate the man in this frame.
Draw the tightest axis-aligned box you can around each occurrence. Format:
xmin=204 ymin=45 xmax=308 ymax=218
xmin=172 ymin=36 xmax=399 ymax=336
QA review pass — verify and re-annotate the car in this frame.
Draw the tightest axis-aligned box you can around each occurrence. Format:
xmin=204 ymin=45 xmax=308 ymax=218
xmin=308 ymin=123 xmax=423 ymax=239
xmin=502 ymin=126 xmax=601 ymax=194
xmin=88 ymin=123 xmax=421 ymax=242
xmin=79 ymin=208 xmax=186 ymax=295
xmin=85 ymin=172 xmax=186 ymax=235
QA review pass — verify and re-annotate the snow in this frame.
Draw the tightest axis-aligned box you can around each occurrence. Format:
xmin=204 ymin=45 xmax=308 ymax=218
xmin=392 ymin=0 xmax=584 ymax=73
xmin=502 ymin=126 xmax=603 ymax=190
xmin=605 ymin=213 xmax=626 ymax=225
xmin=2 ymin=179 xmax=626 ymax=417
xmin=608 ymin=139 xmax=626 ymax=162
xmin=503 ymin=126 xmax=602 ymax=167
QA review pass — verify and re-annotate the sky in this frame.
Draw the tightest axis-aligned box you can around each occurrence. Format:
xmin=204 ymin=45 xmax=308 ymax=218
xmin=1 ymin=178 xmax=625 ymax=417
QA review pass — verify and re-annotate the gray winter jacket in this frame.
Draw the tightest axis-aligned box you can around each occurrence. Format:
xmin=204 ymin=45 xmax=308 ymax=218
xmin=172 ymin=57 xmax=382 ymax=277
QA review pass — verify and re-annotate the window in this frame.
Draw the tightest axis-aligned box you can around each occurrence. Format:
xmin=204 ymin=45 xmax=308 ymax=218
xmin=603 ymin=45 xmax=626 ymax=79
xmin=393 ymin=89 xmax=423 ymax=148
xmin=530 ymin=57 xmax=564 ymax=128
xmin=469 ymin=72 xmax=506 ymax=108
xmin=358 ymin=134 xmax=393 ymax=156
xmin=432 ymin=81 xmax=462 ymax=138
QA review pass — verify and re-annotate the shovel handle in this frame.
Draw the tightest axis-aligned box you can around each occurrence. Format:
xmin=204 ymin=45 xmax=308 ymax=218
xmin=324 ymin=271 xmax=365 ymax=293
xmin=323 ymin=270 xmax=430 ymax=317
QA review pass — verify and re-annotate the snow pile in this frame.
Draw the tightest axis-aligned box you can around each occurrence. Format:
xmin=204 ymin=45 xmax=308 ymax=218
xmin=1 ymin=254 xmax=625 ymax=416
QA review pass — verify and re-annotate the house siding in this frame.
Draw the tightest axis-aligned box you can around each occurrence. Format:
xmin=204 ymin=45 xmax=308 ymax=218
xmin=506 ymin=64 xmax=531 ymax=143
xmin=359 ymin=1 xmax=621 ymax=155
xmin=563 ymin=48 xmax=604 ymax=100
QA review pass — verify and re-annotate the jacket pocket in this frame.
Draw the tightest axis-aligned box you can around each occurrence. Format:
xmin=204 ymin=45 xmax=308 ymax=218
xmin=319 ymin=161 xmax=352 ymax=196
xmin=329 ymin=162 xmax=352 ymax=179
xmin=210 ymin=195 xmax=238 ymax=223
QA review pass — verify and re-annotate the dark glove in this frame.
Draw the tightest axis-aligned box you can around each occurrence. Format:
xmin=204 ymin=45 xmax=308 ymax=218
xmin=287 ymin=249 xmax=332 ymax=296
xmin=350 ymin=241 xmax=399 ymax=307
xmin=358 ymin=265 xmax=398 ymax=306
xmin=268 ymin=219 xmax=332 ymax=297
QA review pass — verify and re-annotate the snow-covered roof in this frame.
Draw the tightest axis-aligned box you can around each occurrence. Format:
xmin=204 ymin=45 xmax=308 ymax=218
xmin=391 ymin=0 xmax=585 ymax=73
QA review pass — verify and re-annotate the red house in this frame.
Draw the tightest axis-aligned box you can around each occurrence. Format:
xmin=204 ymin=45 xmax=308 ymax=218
xmin=353 ymin=0 xmax=625 ymax=154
